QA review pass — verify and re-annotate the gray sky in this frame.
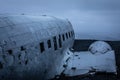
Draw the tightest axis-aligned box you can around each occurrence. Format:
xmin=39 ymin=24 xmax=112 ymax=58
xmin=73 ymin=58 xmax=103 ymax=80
xmin=0 ymin=0 xmax=120 ymax=40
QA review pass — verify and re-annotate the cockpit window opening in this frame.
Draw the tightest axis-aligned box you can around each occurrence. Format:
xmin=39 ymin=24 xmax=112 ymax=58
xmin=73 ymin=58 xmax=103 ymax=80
xmin=66 ymin=33 xmax=68 ymax=39
xmin=69 ymin=32 xmax=71 ymax=37
xmin=62 ymin=34 xmax=65 ymax=41
xmin=72 ymin=31 xmax=74 ymax=36
xmin=40 ymin=42 xmax=45 ymax=53
xmin=71 ymin=31 xmax=73 ymax=36
xmin=59 ymin=35 xmax=62 ymax=48
xmin=53 ymin=36 xmax=58 ymax=50
xmin=68 ymin=32 xmax=71 ymax=38
xmin=47 ymin=39 xmax=51 ymax=48
xmin=8 ymin=50 xmax=13 ymax=55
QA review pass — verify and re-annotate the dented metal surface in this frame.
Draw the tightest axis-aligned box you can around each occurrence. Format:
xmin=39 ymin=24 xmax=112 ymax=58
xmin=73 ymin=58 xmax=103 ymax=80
xmin=0 ymin=15 xmax=75 ymax=80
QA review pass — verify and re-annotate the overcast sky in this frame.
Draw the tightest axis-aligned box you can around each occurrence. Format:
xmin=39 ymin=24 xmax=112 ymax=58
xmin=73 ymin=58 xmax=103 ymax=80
xmin=0 ymin=0 xmax=120 ymax=40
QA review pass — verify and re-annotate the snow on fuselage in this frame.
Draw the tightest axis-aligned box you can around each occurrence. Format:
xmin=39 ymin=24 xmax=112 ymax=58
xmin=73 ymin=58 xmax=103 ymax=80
xmin=0 ymin=15 xmax=75 ymax=80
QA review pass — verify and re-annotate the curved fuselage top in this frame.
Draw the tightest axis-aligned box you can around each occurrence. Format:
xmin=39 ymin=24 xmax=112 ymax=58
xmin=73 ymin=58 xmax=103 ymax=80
xmin=0 ymin=15 xmax=75 ymax=80
xmin=0 ymin=15 xmax=74 ymax=50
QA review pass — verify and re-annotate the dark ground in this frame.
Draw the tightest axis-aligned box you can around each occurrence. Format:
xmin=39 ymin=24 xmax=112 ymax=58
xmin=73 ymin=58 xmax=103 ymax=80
xmin=52 ymin=39 xmax=120 ymax=80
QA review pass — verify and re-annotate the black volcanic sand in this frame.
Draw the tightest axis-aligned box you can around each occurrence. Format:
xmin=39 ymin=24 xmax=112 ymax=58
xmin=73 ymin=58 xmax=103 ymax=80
xmin=52 ymin=39 xmax=120 ymax=80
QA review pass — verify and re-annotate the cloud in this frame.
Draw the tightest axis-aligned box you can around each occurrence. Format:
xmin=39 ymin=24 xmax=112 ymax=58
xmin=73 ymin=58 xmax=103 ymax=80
xmin=0 ymin=0 xmax=120 ymax=40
